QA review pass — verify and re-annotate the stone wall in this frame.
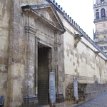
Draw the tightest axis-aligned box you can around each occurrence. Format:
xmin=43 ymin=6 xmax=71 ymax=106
xmin=60 ymin=13 xmax=107 ymax=84
xmin=6 ymin=0 xmax=65 ymax=106
xmin=57 ymin=10 xmax=107 ymax=102
xmin=65 ymin=74 xmax=107 ymax=103
xmin=1 ymin=0 xmax=107 ymax=106
xmin=0 ymin=0 xmax=11 ymax=106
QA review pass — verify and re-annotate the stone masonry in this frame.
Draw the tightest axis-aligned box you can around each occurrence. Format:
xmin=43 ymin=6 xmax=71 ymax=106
xmin=0 ymin=0 xmax=107 ymax=107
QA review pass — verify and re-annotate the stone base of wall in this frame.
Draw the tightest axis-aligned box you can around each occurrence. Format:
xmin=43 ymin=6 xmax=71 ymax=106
xmin=85 ymin=83 xmax=107 ymax=100
xmin=65 ymin=74 xmax=107 ymax=103
xmin=22 ymin=96 xmax=38 ymax=107
xmin=56 ymin=94 xmax=64 ymax=103
xmin=22 ymin=94 xmax=65 ymax=107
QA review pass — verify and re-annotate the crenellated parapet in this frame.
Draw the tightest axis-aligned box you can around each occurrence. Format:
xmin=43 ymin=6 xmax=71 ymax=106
xmin=46 ymin=0 xmax=83 ymax=34
xmin=46 ymin=0 xmax=107 ymax=59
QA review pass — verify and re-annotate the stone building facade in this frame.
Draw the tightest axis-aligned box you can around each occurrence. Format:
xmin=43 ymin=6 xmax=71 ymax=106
xmin=0 ymin=0 xmax=107 ymax=107
xmin=94 ymin=0 xmax=107 ymax=54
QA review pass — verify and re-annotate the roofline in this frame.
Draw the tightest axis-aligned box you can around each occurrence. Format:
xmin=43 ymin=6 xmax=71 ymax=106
xmin=21 ymin=4 xmax=65 ymax=33
xmin=46 ymin=0 xmax=107 ymax=60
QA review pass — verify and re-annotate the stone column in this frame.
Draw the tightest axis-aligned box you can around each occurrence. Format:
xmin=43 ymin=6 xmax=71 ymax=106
xmin=7 ymin=0 xmax=26 ymax=107
xmin=23 ymin=12 xmax=38 ymax=107
xmin=54 ymin=33 xmax=65 ymax=103
xmin=25 ymin=33 xmax=36 ymax=97
xmin=35 ymin=38 xmax=38 ymax=96
xmin=0 ymin=0 xmax=11 ymax=107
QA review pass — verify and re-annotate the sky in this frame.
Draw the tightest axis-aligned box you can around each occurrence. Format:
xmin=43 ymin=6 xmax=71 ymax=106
xmin=55 ymin=0 xmax=95 ymax=39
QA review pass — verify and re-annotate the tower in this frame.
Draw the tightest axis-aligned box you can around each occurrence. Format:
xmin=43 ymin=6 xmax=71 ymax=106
xmin=94 ymin=0 xmax=107 ymax=54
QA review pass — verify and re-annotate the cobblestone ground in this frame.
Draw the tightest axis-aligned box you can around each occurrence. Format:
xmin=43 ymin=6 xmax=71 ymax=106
xmin=76 ymin=92 xmax=107 ymax=107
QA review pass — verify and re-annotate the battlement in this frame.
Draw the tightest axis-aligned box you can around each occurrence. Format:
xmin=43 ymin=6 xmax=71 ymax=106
xmin=46 ymin=0 xmax=107 ymax=59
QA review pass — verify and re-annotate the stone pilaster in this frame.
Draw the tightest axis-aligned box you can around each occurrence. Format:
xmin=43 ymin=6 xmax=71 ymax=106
xmin=54 ymin=33 xmax=65 ymax=102
xmin=0 ymin=0 xmax=11 ymax=107
xmin=25 ymin=33 xmax=36 ymax=97
xmin=35 ymin=38 xmax=38 ymax=96
xmin=7 ymin=0 xmax=26 ymax=107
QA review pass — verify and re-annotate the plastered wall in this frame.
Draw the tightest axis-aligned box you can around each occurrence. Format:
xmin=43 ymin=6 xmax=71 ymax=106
xmin=0 ymin=0 xmax=11 ymax=101
xmin=58 ymin=12 xmax=107 ymax=84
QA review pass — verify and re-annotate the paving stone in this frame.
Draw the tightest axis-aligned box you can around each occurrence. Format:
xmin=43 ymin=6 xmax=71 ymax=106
xmin=75 ymin=92 xmax=107 ymax=107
